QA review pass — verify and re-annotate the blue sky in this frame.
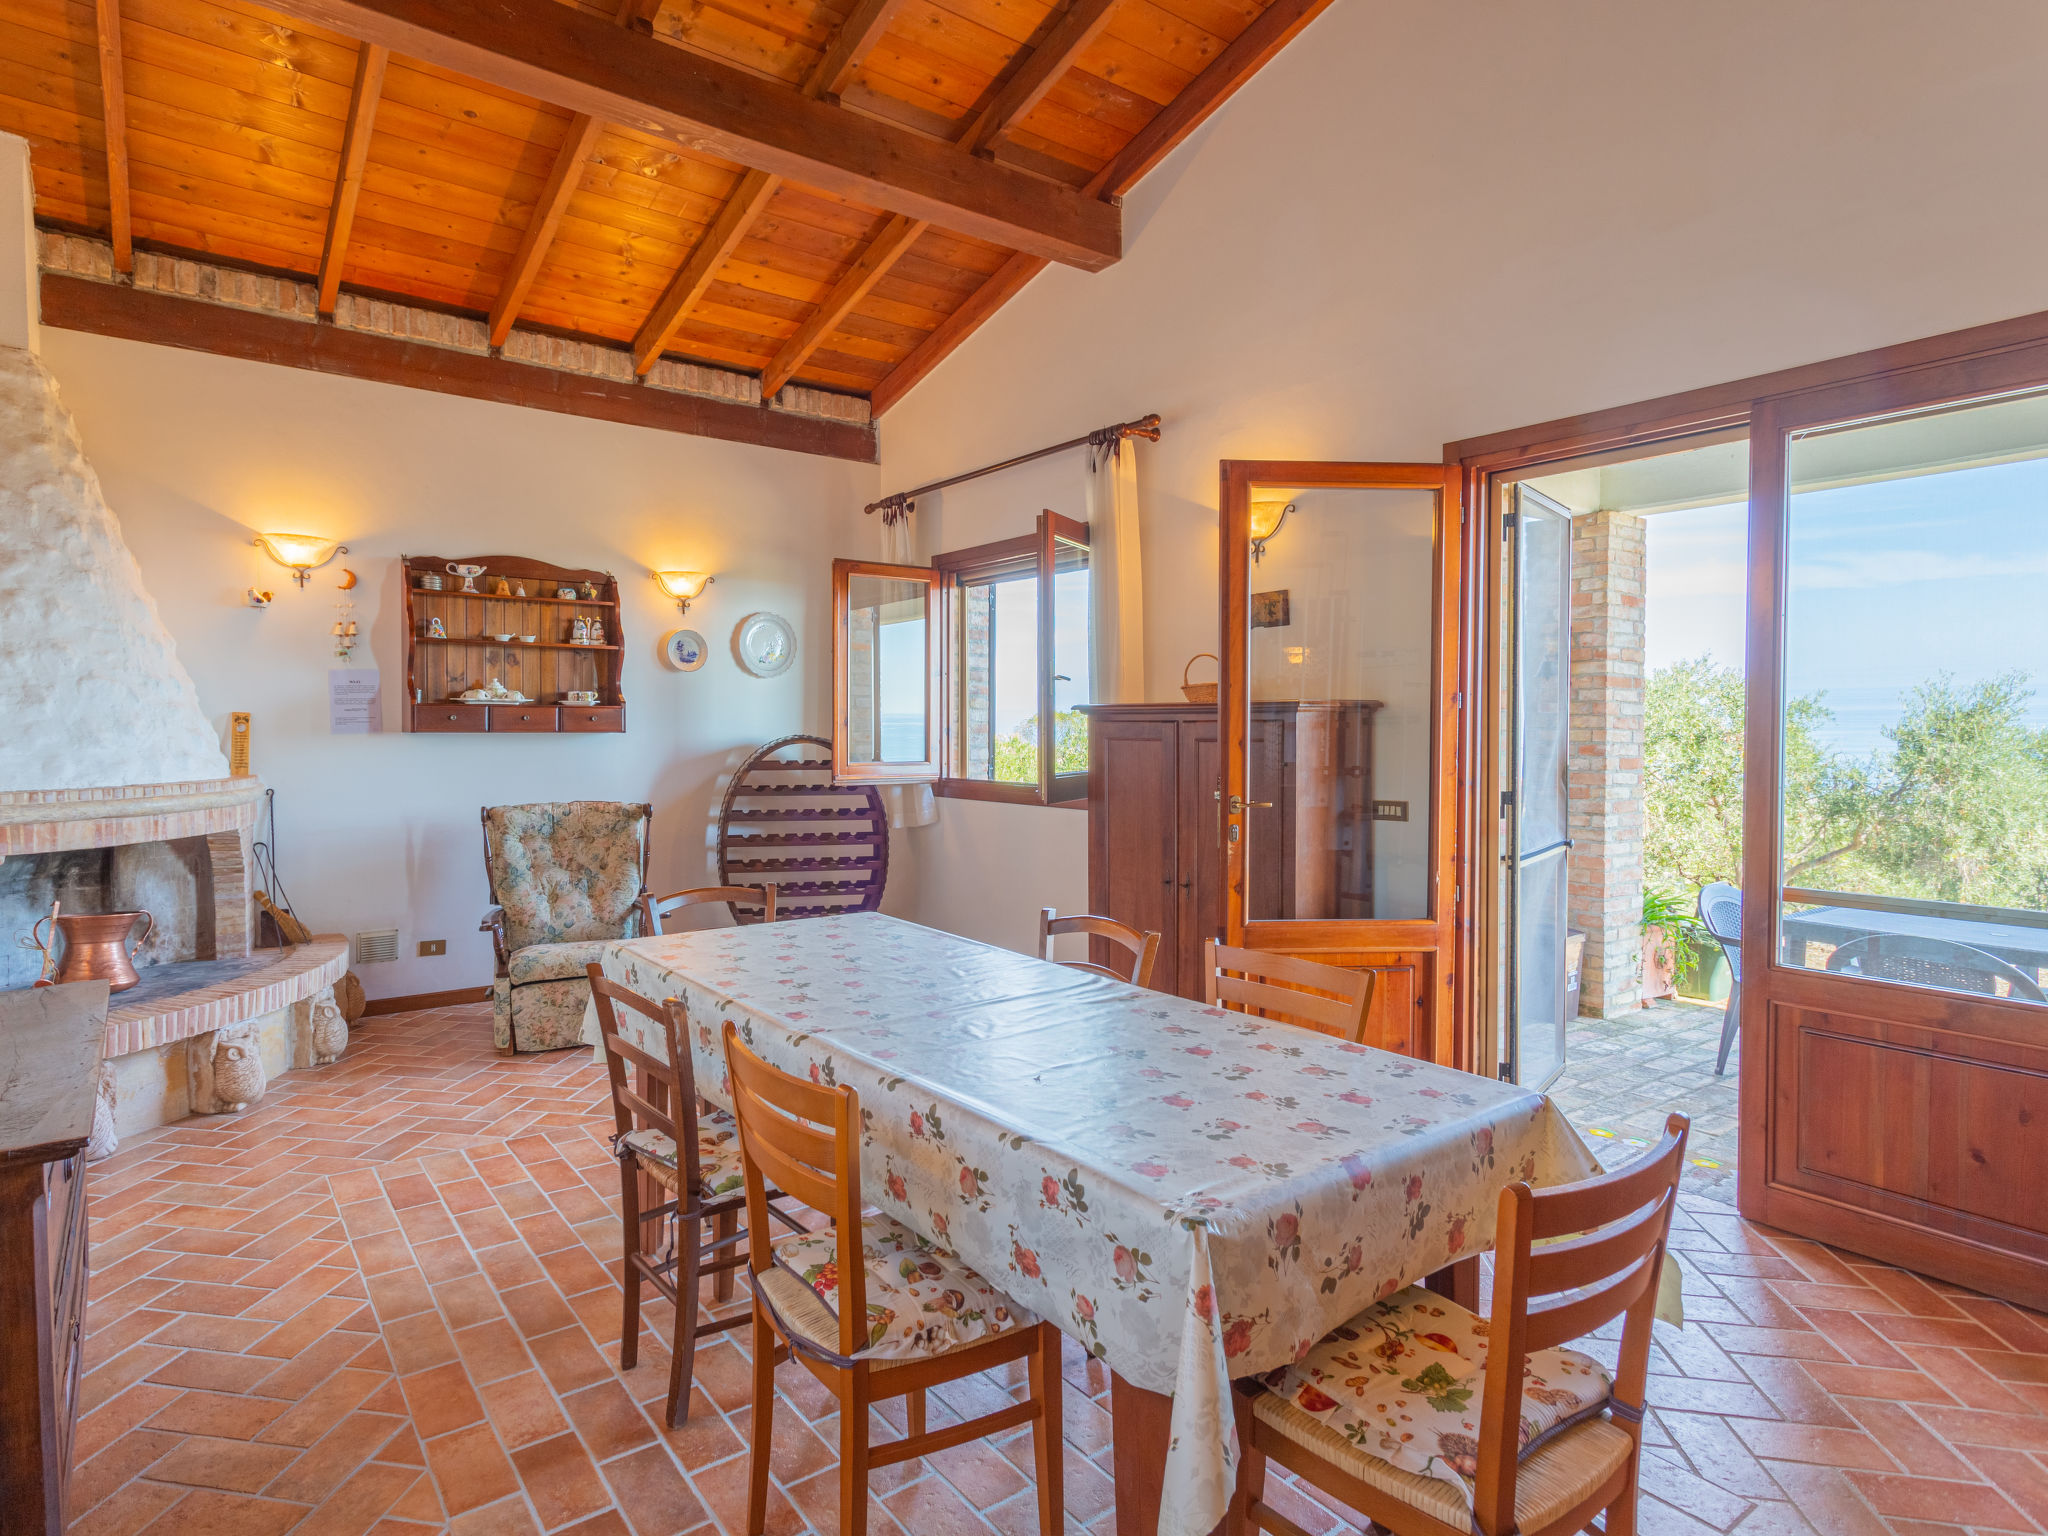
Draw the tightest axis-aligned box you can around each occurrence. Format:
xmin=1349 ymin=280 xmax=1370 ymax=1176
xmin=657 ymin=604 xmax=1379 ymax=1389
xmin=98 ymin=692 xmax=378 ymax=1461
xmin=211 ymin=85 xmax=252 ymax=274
xmin=1645 ymin=457 xmax=2048 ymax=754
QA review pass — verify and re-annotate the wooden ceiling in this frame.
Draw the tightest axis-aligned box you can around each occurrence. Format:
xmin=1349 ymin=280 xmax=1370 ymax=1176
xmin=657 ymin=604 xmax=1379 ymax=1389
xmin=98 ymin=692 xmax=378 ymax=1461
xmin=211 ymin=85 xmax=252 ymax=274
xmin=2 ymin=0 xmax=1330 ymax=413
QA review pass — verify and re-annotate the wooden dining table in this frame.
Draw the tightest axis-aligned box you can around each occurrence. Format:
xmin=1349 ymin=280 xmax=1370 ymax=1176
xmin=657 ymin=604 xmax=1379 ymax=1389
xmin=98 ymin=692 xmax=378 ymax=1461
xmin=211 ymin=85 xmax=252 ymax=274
xmin=585 ymin=913 xmax=1598 ymax=1536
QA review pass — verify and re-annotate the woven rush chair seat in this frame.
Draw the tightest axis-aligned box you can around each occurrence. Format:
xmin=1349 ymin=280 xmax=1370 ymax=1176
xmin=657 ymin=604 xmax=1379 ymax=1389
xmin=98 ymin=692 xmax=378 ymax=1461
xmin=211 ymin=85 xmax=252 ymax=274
xmin=765 ymin=1211 xmax=1033 ymax=1363
xmin=1251 ymin=1391 xmax=1635 ymax=1531
xmin=1232 ymin=1113 xmax=1691 ymax=1536
xmin=619 ymin=1109 xmax=747 ymax=1201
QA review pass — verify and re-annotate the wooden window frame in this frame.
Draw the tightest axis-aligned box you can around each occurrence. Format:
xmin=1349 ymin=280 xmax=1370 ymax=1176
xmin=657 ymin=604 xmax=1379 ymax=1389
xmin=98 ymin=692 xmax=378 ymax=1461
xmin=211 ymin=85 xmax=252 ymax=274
xmin=931 ymin=510 xmax=1091 ymax=808
xmin=830 ymin=557 xmax=941 ymax=783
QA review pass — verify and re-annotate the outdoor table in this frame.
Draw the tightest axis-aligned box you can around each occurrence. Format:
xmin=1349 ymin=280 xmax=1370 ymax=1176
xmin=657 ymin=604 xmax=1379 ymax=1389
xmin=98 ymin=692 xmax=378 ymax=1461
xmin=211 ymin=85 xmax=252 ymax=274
xmin=1781 ymin=904 xmax=2048 ymax=985
xmin=584 ymin=913 xmax=1598 ymax=1536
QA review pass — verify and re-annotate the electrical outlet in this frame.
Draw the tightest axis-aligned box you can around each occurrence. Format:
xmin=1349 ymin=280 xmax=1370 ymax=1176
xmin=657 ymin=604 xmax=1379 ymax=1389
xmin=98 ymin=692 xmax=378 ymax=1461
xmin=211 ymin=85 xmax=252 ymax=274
xmin=1372 ymin=800 xmax=1410 ymax=822
xmin=418 ymin=939 xmax=447 ymax=957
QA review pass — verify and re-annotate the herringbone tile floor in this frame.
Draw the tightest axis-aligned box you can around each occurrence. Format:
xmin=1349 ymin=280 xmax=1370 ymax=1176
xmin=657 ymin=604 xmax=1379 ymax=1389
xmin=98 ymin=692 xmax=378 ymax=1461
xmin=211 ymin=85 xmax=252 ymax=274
xmin=65 ymin=1003 xmax=2048 ymax=1535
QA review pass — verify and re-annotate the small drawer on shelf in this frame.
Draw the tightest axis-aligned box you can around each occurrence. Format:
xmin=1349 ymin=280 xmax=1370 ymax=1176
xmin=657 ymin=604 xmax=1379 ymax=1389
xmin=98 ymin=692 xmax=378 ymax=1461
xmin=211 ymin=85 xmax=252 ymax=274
xmin=413 ymin=703 xmax=488 ymax=732
xmin=559 ymin=705 xmax=624 ymax=733
xmin=489 ymin=705 xmax=559 ymax=732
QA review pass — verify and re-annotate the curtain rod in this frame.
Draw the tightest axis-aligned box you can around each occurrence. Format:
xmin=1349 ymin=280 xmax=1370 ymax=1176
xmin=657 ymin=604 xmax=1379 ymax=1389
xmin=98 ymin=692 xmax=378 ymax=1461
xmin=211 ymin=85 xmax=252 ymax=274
xmin=863 ymin=414 xmax=1161 ymax=519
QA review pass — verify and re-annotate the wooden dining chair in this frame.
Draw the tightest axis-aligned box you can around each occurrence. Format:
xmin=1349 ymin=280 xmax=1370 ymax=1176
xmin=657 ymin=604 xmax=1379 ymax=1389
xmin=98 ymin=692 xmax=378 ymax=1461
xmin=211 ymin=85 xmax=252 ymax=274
xmin=644 ymin=883 xmax=776 ymax=933
xmin=721 ymin=1022 xmax=1065 ymax=1536
xmin=1232 ymin=1113 xmax=1690 ymax=1536
xmin=1039 ymin=907 xmax=1161 ymax=987
xmin=1203 ymin=939 xmax=1377 ymax=1043
xmin=587 ymin=967 xmax=799 ymax=1427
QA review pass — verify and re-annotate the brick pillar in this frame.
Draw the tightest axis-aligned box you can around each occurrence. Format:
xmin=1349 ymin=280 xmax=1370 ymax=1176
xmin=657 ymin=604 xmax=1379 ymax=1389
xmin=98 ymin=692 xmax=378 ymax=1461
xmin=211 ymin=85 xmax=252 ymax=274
xmin=1568 ymin=511 xmax=1646 ymax=1016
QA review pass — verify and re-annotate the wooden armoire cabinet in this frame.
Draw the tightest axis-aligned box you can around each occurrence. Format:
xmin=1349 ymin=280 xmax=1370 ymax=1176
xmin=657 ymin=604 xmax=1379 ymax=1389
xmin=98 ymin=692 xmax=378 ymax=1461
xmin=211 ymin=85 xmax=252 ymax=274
xmin=1084 ymin=701 xmax=1379 ymax=1001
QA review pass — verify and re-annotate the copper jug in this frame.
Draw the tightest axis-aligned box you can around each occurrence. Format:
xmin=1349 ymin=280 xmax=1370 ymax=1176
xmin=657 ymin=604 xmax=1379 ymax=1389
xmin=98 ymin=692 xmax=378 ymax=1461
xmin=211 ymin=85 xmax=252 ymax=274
xmin=32 ymin=910 xmax=155 ymax=992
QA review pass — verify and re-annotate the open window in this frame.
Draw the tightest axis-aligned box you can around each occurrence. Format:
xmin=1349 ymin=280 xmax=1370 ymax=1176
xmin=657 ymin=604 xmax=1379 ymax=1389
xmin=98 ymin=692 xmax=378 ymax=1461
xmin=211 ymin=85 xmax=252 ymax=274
xmin=934 ymin=511 xmax=1091 ymax=806
xmin=831 ymin=559 xmax=941 ymax=782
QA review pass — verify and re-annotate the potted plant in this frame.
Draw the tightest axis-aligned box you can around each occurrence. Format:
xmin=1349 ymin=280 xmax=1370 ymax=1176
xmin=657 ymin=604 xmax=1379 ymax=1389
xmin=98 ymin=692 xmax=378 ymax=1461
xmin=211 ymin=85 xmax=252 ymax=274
xmin=1640 ymin=887 xmax=1704 ymax=1005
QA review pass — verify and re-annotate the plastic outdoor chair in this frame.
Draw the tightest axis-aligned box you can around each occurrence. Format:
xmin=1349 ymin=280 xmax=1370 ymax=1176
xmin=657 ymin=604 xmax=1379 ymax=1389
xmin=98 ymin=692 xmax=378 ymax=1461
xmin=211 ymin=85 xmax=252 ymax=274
xmin=1697 ymin=883 xmax=1743 ymax=1076
xmin=1824 ymin=933 xmax=2047 ymax=1002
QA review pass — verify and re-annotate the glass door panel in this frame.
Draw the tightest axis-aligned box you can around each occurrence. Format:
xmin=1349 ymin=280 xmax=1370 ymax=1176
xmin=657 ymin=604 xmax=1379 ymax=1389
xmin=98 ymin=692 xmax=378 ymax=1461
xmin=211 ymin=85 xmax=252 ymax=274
xmin=1239 ymin=486 xmax=1437 ymax=923
xmin=1778 ymin=391 xmax=2048 ymax=1006
xmin=1507 ymin=486 xmax=1574 ymax=1087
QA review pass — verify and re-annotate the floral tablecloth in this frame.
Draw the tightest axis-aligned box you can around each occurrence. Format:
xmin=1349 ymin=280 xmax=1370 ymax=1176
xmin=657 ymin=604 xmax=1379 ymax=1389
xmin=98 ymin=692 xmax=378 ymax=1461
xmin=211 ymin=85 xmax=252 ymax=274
xmin=585 ymin=913 xmax=1598 ymax=1536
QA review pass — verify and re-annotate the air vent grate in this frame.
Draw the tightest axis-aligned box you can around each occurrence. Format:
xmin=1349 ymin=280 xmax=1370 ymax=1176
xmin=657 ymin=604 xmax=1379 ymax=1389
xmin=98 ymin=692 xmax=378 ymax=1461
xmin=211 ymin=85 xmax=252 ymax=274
xmin=353 ymin=928 xmax=400 ymax=965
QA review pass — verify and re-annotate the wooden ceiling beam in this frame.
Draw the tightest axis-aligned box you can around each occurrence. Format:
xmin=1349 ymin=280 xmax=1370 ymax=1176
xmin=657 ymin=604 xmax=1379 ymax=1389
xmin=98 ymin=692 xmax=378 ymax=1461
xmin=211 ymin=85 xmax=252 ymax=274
xmin=1085 ymin=0 xmax=1337 ymax=198
xmin=763 ymin=213 xmax=926 ymax=398
xmin=871 ymin=0 xmax=1340 ymax=415
xmin=43 ymin=273 xmax=876 ymax=461
xmin=92 ymin=0 xmax=132 ymax=272
xmin=809 ymin=0 xmax=914 ymax=102
xmin=487 ymin=112 xmax=602 ymax=347
xmin=629 ymin=0 xmax=902 ymax=376
xmin=959 ymin=0 xmax=1121 ymax=157
xmin=317 ymin=42 xmax=390 ymax=315
xmin=631 ymin=167 xmax=779 ymax=375
xmin=869 ymin=250 xmax=1045 ymax=414
xmin=260 ymin=0 xmax=1120 ymax=270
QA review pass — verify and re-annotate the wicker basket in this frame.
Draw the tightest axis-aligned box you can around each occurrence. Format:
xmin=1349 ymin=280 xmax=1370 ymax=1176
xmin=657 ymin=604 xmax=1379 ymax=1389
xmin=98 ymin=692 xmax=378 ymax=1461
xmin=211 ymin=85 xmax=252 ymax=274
xmin=1180 ymin=652 xmax=1219 ymax=704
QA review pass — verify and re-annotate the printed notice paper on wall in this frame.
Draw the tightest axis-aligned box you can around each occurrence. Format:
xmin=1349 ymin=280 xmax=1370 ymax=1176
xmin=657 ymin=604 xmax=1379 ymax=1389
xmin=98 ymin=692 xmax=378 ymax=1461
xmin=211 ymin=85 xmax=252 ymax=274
xmin=329 ymin=669 xmax=382 ymax=734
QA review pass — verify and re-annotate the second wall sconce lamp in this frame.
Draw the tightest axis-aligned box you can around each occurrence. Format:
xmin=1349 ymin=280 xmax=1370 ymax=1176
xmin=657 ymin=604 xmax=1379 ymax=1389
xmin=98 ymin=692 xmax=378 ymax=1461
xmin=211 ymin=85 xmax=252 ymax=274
xmin=1248 ymin=500 xmax=1295 ymax=565
xmin=254 ymin=532 xmax=349 ymax=587
xmin=655 ymin=570 xmax=716 ymax=614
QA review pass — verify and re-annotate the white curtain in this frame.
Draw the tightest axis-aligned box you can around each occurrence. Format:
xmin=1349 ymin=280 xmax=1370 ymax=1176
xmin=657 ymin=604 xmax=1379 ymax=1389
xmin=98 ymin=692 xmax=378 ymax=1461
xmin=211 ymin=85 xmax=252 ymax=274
xmin=1087 ymin=435 xmax=1146 ymax=703
xmin=878 ymin=502 xmax=939 ymax=828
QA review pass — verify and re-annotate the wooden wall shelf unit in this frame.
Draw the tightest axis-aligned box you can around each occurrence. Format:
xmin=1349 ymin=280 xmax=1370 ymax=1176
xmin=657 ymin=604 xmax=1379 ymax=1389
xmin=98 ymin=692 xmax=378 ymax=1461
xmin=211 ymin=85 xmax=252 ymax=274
xmin=0 ymin=982 xmax=108 ymax=1534
xmin=402 ymin=556 xmax=626 ymax=734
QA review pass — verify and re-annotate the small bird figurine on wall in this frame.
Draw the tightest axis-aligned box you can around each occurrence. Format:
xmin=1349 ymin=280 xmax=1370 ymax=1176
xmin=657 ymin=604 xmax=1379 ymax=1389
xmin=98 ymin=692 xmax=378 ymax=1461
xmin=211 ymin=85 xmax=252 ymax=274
xmin=246 ymin=588 xmax=274 ymax=608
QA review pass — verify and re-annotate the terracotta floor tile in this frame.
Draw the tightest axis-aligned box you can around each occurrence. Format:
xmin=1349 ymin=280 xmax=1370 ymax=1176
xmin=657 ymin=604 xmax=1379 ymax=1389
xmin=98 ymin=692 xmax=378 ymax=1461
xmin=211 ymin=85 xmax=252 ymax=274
xmin=1844 ymin=1470 xmax=2032 ymax=1528
xmin=145 ymin=1388 xmax=290 ymax=1440
xmin=528 ymin=1326 xmax=614 ymax=1396
xmin=131 ymin=1487 xmax=310 ymax=1536
xmin=67 ymin=1004 xmax=2048 ymax=1536
xmin=509 ymin=1431 xmax=614 ymax=1530
xmin=382 ymin=1312 xmax=460 ymax=1376
xmin=145 ymin=1434 xmax=303 ymax=1493
xmin=452 ymin=1319 xmax=535 ymax=1387
xmin=477 ymin=1369 xmax=575 ymax=1451
xmin=69 ymin=1480 xmax=187 ymax=1536
xmin=259 ymin=1368 xmax=388 ymax=1449
xmin=560 ymin=1379 xmax=659 ymax=1462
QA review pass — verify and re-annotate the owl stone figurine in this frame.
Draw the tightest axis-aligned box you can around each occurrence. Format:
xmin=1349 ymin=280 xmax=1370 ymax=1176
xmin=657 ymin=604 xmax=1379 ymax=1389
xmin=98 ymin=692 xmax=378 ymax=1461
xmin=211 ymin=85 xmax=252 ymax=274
xmin=212 ymin=1037 xmax=265 ymax=1113
xmin=310 ymin=998 xmax=349 ymax=1065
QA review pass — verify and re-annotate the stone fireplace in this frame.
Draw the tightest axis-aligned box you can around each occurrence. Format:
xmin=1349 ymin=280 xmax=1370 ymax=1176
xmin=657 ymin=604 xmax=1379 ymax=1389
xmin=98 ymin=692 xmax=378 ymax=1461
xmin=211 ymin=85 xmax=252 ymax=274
xmin=0 ymin=131 xmax=347 ymax=1154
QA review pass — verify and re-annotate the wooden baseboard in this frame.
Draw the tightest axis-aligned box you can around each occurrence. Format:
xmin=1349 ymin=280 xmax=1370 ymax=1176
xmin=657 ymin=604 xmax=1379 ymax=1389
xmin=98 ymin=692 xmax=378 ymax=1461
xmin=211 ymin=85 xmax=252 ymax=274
xmin=362 ymin=986 xmax=492 ymax=1016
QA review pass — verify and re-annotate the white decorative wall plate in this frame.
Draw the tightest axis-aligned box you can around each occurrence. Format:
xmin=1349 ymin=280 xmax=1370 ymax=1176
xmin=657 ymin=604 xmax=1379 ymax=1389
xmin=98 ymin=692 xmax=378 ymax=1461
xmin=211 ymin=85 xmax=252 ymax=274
xmin=662 ymin=628 xmax=707 ymax=671
xmin=734 ymin=612 xmax=796 ymax=677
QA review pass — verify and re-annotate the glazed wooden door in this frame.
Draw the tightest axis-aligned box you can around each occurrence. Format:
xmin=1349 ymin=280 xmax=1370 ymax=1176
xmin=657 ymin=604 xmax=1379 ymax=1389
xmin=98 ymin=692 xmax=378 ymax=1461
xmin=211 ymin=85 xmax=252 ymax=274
xmin=1742 ymin=365 xmax=2048 ymax=1308
xmin=1219 ymin=461 xmax=1465 ymax=1063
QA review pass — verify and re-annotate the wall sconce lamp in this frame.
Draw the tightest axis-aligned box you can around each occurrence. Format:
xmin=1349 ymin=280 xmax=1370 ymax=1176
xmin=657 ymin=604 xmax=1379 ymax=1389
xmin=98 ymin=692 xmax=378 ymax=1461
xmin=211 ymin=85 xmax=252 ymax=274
xmin=655 ymin=570 xmax=716 ymax=614
xmin=1248 ymin=501 xmax=1295 ymax=565
xmin=253 ymin=532 xmax=348 ymax=587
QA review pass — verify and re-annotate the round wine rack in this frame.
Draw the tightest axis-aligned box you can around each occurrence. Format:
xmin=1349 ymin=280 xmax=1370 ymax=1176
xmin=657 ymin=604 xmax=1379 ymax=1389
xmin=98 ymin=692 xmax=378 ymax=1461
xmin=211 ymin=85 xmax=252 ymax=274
xmin=715 ymin=734 xmax=890 ymax=920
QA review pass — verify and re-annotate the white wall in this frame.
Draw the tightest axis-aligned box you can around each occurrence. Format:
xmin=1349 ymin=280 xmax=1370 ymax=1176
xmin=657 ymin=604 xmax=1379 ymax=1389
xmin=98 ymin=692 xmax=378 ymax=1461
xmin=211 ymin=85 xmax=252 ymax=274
xmin=41 ymin=328 xmax=879 ymax=998
xmin=877 ymin=0 xmax=2048 ymax=938
xmin=884 ymin=454 xmax=1091 ymax=954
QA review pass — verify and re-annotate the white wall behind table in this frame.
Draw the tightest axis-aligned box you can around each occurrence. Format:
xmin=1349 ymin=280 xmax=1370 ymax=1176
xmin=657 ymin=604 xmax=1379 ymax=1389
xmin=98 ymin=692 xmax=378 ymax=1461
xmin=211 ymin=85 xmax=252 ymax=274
xmin=41 ymin=327 xmax=878 ymax=1000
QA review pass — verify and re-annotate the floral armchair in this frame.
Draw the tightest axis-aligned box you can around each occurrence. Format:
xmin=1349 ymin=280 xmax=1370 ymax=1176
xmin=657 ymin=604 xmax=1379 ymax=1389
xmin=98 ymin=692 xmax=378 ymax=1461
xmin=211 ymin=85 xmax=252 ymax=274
xmin=480 ymin=801 xmax=653 ymax=1053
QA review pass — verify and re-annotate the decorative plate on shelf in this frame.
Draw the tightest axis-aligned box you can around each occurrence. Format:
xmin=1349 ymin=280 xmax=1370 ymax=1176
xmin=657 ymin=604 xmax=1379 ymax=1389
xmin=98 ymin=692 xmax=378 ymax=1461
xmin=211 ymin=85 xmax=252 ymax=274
xmin=734 ymin=612 xmax=796 ymax=678
xmin=662 ymin=628 xmax=708 ymax=672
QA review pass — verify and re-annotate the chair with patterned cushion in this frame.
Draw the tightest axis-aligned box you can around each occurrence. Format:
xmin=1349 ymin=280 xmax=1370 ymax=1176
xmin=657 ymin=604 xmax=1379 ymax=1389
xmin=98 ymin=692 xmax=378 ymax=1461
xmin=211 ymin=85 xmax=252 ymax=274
xmin=480 ymin=801 xmax=653 ymax=1054
xmin=721 ymin=1021 xmax=1065 ymax=1536
xmin=589 ymin=969 xmax=802 ymax=1427
xmin=1231 ymin=1113 xmax=1690 ymax=1536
